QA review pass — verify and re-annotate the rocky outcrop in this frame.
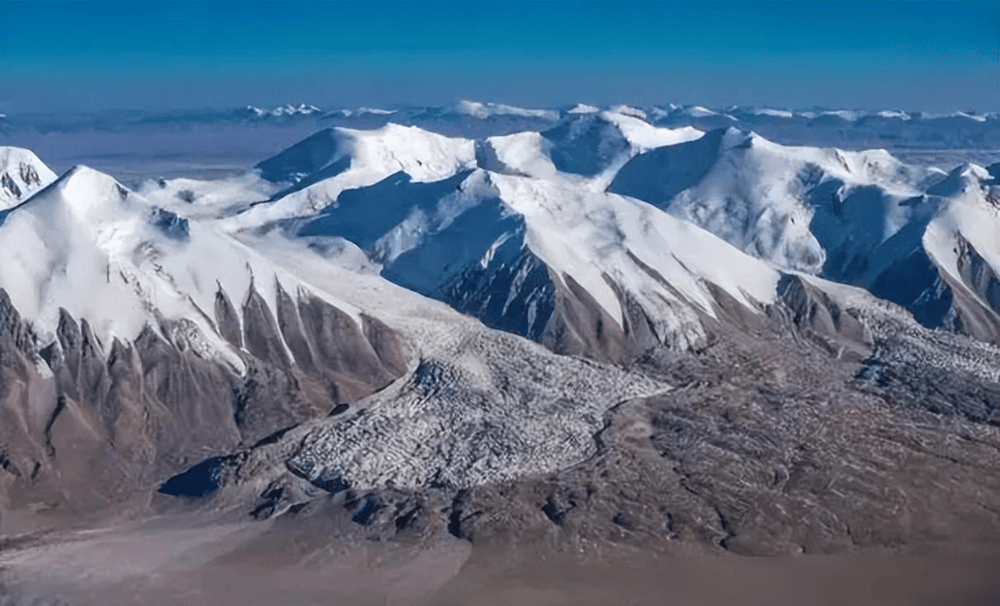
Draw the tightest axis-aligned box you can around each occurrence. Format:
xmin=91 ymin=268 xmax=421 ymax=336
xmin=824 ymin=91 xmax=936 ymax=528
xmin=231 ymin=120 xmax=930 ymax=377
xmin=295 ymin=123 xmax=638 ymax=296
xmin=770 ymin=274 xmax=874 ymax=361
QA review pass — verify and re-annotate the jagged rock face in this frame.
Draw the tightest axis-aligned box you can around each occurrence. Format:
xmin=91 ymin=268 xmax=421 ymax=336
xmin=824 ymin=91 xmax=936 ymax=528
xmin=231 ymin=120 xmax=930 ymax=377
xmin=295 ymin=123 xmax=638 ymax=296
xmin=869 ymin=246 xmax=952 ymax=326
xmin=441 ymin=241 xmax=555 ymax=340
xmin=868 ymin=234 xmax=1000 ymax=345
xmin=955 ymin=234 xmax=1000 ymax=313
xmin=0 ymin=285 xmax=409 ymax=528
xmin=1 ymin=173 xmax=21 ymax=200
xmin=771 ymin=274 xmax=874 ymax=361
xmin=948 ymin=234 xmax=1000 ymax=343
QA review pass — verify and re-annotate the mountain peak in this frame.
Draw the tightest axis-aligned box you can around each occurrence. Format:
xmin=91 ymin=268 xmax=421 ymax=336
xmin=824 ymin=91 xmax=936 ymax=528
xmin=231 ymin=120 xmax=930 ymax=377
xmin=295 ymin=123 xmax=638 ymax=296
xmin=928 ymin=163 xmax=991 ymax=197
xmin=0 ymin=146 xmax=58 ymax=209
xmin=49 ymin=165 xmax=133 ymax=216
xmin=567 ymin=103 xmax=599 ymax=114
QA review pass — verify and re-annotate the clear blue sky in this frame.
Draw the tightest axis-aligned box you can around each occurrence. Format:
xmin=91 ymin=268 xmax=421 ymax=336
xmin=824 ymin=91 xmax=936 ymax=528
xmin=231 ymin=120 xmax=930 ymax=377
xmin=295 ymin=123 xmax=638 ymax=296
xmin=1 ymin=1 xmax=997 ymax=112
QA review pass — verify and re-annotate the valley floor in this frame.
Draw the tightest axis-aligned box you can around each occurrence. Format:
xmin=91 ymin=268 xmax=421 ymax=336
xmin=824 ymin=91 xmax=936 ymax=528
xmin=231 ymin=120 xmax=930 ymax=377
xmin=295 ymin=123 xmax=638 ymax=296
xmin=2 ymin=516 xmax=999 ymax=606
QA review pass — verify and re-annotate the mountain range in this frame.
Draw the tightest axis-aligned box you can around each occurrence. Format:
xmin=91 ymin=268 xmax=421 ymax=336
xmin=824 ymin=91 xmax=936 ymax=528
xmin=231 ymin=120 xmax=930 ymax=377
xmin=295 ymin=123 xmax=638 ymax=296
xmin=0 ymin=103 xmax=998 ymax=604
xmin=1 ymin=101 xmax=996 ymax=174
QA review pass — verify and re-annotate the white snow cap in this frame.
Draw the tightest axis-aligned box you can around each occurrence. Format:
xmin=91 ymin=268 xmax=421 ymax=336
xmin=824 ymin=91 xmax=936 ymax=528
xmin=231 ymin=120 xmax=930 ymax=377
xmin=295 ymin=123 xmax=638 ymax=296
xmin=0 ymin=146 xmax=58 ymax=209
xmin=0 ymin=164 xmax=365 ymax=374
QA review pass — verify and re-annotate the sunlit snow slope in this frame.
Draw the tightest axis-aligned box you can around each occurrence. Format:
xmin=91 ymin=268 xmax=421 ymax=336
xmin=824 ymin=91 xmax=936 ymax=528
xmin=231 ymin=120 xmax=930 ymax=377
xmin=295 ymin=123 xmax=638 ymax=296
xmin=609 ymin=127 xmax=999 ymax=341
xmin=0 ymin=165 xmax=410 ymax=386
xmin=0 ymin=146 xmax=57 ymax=209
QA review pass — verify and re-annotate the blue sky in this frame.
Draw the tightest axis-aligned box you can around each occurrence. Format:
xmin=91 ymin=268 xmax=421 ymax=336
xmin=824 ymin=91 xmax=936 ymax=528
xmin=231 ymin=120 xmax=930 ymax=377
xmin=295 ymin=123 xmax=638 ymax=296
xmin=1 ymin=1 xmax=997 ymax=112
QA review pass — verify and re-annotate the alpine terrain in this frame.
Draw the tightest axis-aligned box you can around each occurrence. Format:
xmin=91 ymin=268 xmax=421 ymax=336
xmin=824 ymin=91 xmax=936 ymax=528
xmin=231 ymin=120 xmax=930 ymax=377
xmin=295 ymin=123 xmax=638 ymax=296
xmin=0 ymin=103 xmax=998 ymax=605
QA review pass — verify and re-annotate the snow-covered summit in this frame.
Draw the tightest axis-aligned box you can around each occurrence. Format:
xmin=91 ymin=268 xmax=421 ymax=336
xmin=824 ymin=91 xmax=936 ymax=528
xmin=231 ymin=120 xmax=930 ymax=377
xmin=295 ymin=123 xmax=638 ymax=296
xmin=609 ymin=127 xmax=999 ymax=341
xmin=0 ymin=146 xmax=57 ymax=209
xmin=533 ymin=109 xmax=703 ymax=179
xmin=229 ymin=123 xmax=477 ymax=228
xmin=284 ymin=164 xmax=782 ymax=359
xmin=610 ymin=126 xmax=938 ymax=274
xmin=0 ymin=164 xmax=380 ymax=373
xmin=255 ymin=123 xmax=476 ymax=186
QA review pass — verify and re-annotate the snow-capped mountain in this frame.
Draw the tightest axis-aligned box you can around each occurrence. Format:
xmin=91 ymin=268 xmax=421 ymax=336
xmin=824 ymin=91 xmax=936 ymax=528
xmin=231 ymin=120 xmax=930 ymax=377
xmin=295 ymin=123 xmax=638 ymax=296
xmin=215 ymin=113 xmax=791 ymax=361
xmin=0 ymin=163 xmax=418 ymax=506
xmin=205 ymin=109 xmax=998 ymax=363
xmin=2 ymin=102 xmax=1000 ymax=587
xmin=1 ymin=162 xmax=411 ymax=386
xmin=199 ymin=109 xmax=1000 ymax=352
xmin=240 ymin=103 xmax=323 ymax=120
xmin=650 ymin=105 xmax=1000 ymax=151
xmin=608 ymin=127 xmax=999 ymax=341
xmin=531 ymin=109 xmax=702 ymax=179
xmin=286 ymin=166 xmax=781 ymax=360
xmin=868 ymin=164 xmax=1000 ymax=341
xmin=0 ymin=146 xmax=57 ymax=209
xmin=233 ymin=123 xmax=478 ymax=228
xmin=610 ymin=127 xmax=939 ymax=274
xmin=391 ymin=101 xmax=562 ymax=139
xmin=452 ymin=100 xmax=559 ymax=121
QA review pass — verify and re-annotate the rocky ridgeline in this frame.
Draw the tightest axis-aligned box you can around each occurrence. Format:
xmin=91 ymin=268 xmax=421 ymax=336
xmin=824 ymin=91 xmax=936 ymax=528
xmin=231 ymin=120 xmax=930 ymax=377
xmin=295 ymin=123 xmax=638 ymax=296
xmin=0 ymin=284 xmax=409 ymax=525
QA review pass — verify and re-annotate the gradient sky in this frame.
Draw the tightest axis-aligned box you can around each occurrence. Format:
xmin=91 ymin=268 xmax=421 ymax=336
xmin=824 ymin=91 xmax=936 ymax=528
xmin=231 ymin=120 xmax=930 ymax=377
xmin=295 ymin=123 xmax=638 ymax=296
xmin=1 ymin=0 xmax=997 ymax=113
